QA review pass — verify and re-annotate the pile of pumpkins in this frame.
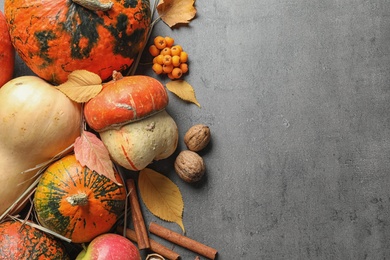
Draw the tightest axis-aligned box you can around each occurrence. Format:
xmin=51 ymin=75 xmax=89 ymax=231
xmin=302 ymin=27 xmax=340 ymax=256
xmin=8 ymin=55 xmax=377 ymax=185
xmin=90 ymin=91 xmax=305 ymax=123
xmin=0 ymin=0 xmax=180 ymax=258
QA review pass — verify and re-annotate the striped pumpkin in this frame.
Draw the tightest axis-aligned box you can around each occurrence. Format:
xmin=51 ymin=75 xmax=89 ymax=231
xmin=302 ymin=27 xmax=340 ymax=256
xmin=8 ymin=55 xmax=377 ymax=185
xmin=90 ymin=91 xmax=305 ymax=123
xmin=33 ymin=154 xmax=126 ymax=243
xmin=0 ymin=221 xmax=70 ymax=259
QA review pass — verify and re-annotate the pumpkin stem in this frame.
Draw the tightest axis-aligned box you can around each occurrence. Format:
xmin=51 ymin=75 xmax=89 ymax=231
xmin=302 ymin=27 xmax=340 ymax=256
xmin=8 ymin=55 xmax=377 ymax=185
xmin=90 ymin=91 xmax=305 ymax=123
xmin=112 ymin=70 xmax=124 ymax=81
xmin=72 ymin=0 xmax=113 ymax=11
xmin=66 ymin=193 xmax=89 ymax=206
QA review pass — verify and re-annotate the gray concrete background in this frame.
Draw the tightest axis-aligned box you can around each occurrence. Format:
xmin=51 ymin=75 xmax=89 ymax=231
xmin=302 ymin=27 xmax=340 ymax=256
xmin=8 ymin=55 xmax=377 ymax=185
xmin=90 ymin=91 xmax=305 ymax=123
xmin=3 ymin=0 xmax=390 ymax=259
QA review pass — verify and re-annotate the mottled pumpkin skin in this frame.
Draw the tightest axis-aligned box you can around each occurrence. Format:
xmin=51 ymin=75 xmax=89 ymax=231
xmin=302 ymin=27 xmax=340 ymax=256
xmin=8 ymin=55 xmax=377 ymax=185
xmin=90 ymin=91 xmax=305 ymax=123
xmin=4 ymin=0 xmax=150 ymax=84
xmin=33 ymin=154 xmax=126 ymax=243
xmin=0 ymin=221 xmax=70 ymax=259
xmin=0 ymin=11 xmax=14 ymax=87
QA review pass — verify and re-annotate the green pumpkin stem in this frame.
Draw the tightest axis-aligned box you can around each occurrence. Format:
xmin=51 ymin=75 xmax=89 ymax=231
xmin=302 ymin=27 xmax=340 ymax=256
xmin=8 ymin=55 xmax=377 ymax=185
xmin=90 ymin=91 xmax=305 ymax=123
xmin=72 ymin=0 xmax=113 ymax=11
xmin=66 ymin=193 xmax=89 ymax=206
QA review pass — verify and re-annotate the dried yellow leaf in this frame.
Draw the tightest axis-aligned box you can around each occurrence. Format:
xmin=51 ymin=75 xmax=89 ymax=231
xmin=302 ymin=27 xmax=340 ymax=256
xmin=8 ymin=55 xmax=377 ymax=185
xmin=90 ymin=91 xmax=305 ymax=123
xmin=166 ymin=80 xmax=201 ymax=107
xmin=57 ymin=70 xmax=103 ymax=103
xmin=138 ymin=168 xmax=185 ymax=232
xmin=157 ymin=0 xmax=197 ymax=27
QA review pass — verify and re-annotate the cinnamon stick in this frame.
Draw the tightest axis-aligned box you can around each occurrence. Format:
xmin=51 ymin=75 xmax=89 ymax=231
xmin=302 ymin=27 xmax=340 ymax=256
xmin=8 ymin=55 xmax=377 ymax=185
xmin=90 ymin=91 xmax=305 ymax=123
xmin=120 ymin=227 xmax=180 ymax=260
xmin=127 ymin=179 xmax=150 ymax=249
xmin=149 ymin=222 xmax=218 ymax=260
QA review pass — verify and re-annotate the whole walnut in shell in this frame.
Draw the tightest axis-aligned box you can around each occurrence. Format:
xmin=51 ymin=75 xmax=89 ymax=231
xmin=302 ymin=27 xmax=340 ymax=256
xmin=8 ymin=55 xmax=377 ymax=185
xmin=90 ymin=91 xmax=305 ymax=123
xmin=184 ymin=124 xmax=211 ymax=152
xmin=174 ymin=150 xmax=205 ymax=183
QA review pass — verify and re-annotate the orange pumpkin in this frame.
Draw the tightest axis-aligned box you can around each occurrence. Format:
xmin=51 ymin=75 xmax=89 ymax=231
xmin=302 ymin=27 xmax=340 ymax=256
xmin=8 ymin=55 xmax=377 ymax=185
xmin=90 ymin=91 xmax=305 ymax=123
xmin=0 ymin=10 xmax=14 ymax=87
xmin=0 ymin=221 xmax=70 ymax=259
xmin=33 ymin=154 xmax=126 ymax=243
xmin=4 ymin=0 xmax=150 ymax=84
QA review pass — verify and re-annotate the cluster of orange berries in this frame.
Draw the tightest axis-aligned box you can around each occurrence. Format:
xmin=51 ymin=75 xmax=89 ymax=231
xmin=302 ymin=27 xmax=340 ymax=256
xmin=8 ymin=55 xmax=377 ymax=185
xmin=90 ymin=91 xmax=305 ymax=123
xmin=149 ymin=36 xmax=188 ymax=79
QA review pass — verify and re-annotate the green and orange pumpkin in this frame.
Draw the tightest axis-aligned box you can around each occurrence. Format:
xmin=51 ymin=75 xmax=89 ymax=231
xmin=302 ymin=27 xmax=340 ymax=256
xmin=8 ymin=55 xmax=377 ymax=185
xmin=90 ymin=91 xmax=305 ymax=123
xmin=33 ymin=154 xmax=127 ymax=243
xmin=4 ymin=0 xmax=151 ymax=84
xmin=0 ymin=220 xmax=70 ymax=259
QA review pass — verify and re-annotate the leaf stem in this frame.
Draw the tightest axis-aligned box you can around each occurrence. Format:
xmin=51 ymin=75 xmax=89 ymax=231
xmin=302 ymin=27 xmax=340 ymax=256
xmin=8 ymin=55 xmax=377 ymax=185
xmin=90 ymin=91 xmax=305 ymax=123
xmin=72 ymin=0 xmax=113 ymax=11
xmin=150 ymin=0 xmax=159 ymax=18
xmin=127 ymin=0 xmax=161 ymax=76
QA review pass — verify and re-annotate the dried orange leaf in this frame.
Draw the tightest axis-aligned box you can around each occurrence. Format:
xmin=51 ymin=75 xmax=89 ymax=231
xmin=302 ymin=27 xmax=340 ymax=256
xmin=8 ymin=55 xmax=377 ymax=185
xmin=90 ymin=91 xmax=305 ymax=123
xmin=138 ymin=168 xmax=185 ymax=232
xmin=166 ymin=80 xmax=200 ymax=107
xmin=57 ymin=70 xmax=103 ymax=103
xmin=157 ymin=0 xmax=196 ymax=27
xmin=74 ymin=131 xmax=120 ymax=185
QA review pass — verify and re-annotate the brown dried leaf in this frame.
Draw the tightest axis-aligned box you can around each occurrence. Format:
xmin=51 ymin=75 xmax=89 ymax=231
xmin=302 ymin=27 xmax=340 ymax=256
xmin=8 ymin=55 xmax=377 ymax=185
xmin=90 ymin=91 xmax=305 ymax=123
xmin=74 ymin=131 xmax=120 ymax=185
xmin=166 ymin=80 xmax=200 ymax=107
xmin=157 ymin=0 xmax=196 ymax=27
xmin=57 ymin=70 xmax=103 ymax=103
xmin=138 ymin=168 xmax=185 ymax=232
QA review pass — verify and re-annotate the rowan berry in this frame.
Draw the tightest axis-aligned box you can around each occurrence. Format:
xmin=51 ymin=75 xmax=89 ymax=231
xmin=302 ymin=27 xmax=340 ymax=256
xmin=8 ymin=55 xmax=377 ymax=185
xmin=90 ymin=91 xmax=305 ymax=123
xmin=163 ymin=55 xmax=172 ymax=65
xmin=171 ymin=46 xmax=181 ymax=56
xmin=180 ymin=63 xmax=188 ymax=74
xmin=163 ymin=64 xmax=174 ymax=74
xmin=152 ymin=63 xmax=163 ymax=74
xmin=172 ymin=45 xmax=183 ymax=53
xmin=171 ymin=68 xmax=183 ymax=79
xmin=165 ymin=36 xmax=174 ymax=47
xmin=180 ymin=51 xmax=188 ymax=63
xmin=154 ymin=36 xmax=166 ymax=49
xmin=149 ymin=44 xmax=160 ymax=57
xmin=171 ymin=55 xmax=181 ymax=67
xmin=160 ymin=47 xmax=171 ymax=56
xmin=154 ymin=54 xmax=164 ymax=65
xmin=150 ymin=37 xmax=189 ymax=78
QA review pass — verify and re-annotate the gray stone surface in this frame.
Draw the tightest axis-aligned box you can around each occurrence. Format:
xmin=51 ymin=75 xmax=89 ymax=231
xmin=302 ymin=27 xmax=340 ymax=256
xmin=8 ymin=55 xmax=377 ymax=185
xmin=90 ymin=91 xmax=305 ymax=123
xmin=3 ymin=0 xmax=390 ymax=259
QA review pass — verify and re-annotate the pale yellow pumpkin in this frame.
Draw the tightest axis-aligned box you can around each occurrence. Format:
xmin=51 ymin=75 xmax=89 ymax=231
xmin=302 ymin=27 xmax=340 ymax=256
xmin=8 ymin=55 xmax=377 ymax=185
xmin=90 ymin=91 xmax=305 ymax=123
xmin=99 ymin=110 xmax=178 ymax=171
xmin=0 ymin=76 xmax=82 ymax=217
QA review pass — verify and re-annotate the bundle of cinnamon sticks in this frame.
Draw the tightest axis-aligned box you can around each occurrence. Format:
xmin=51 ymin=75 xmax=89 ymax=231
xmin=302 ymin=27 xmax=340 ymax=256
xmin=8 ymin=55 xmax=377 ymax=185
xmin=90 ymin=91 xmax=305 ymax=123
xmin=122 ymin=179 xmax=218 ymax=260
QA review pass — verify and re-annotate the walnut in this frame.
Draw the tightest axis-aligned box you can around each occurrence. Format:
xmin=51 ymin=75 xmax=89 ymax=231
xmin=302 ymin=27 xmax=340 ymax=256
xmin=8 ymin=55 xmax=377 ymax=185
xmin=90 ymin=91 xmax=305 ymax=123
xmin=184 ymin=124 xmax=211 ymax=152
xmin=174 ymin=150 xmax=205 ymax=183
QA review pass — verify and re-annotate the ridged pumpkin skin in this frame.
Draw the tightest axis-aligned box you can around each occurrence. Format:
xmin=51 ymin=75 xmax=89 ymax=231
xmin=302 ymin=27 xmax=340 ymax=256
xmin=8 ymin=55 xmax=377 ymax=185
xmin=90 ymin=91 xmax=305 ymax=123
xmin=4 ymin=0 xmax=151 ymax=84
xmin=33 ymin=154 xmax=126 ymax=243
xmin=0 ymin=221 xmax=70 ymax=259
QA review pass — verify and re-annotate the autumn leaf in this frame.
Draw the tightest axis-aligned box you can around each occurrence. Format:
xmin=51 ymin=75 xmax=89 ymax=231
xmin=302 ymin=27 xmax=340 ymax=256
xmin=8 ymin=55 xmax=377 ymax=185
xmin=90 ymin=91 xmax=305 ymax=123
xmin=57 ymin=70 xmax=103 ymax=103
xmin=74 ymin=131 xmax=120 ymax=185
xmin=138 ymin=168 xmax=185 ymax=232
xmin=157 ymin=0 xmax=196 ymax=27
xmin=166 ymin=80 xmax=200 ymax=107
